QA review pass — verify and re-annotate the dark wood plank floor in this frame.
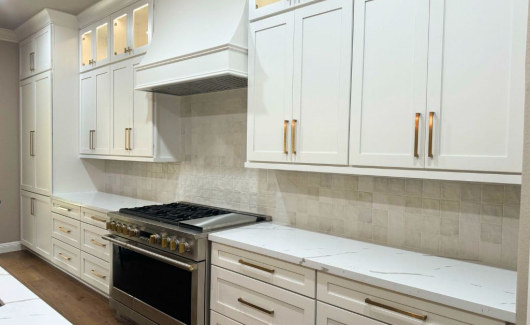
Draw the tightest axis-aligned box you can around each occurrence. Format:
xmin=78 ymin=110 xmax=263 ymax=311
xmin=0 ymin=250 xmax=132 ymax=325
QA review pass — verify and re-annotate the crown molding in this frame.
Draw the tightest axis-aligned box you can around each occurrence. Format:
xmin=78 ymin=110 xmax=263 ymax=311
xmin=0 ymin=28 xmax=18 ymax=43
xmin=15 ymin=9 xmax=78 ymax=42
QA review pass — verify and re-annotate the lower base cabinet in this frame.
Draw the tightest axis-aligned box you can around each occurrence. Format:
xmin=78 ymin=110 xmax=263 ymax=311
xmin=80 ymin=251 xmax=110 ymax=293
xmin=211 ymin=311 xmax=244 ymax=325
xmin=21 ymin=191 xmax=51 ymax=261
xmin=317 ymin=302 xmax=383 ymax=325
xmin=52 ymin=238 xmax=81 ymax=277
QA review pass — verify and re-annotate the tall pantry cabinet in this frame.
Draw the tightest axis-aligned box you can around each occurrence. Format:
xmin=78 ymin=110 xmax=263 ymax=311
xmin=18 ymin=9 xmax=105 ymax=261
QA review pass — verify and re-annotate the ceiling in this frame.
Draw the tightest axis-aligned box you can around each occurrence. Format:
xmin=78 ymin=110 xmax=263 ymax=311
xmin=0 ymin=0 xmax=101 ymax=30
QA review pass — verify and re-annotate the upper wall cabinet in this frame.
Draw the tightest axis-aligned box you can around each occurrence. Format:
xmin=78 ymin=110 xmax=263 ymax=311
xmin=111 ymin=0 xmax=153 ymax=62
xmin=250 ymin=0 xmax=293 ymax=21
xmin=248 ymin=0 xmax=353 ymax=165
xmin=80 ymin=17 xmax=111 ymax=72
xmin=20 ymin=25 xmax=52 ymax=80
xmin=349 ymin=0 xmax=526 ymax=174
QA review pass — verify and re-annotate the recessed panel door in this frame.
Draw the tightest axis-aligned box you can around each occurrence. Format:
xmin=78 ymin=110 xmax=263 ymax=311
xmin=20 ymin=192 xmax=35 ymax=249
xmin=94 ymin=66 xmax=111 ymax=155
xmin=130 ymin=56 xmax=154 ymax=157
xmin=80 ymin=71 xmax=95 ymax=154
xmin=110 ymin=61 xmax=132 ymax=155
xmin=20 ymin=78 xmax=36 ymax=191
xmin=34 ymin=72 xmax=52 ymax=196
xmin=34 ymin=194 xmax=52 ymax=260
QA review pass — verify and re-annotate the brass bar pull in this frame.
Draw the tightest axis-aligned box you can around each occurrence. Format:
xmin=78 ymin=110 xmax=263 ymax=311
xmin=428 ymin=112 xmax=434 ymax=158
xmin=283 ymin=120 xmax=288 ymax=154
xmin=365 ymin=298 xmax=427 ymax=321
xmin=56 ymin=206 xmax=71 ymax=212
xmin=58 ymin=253 xmax=71 ymax=261
xmin=414 ymin=113 xmax=420 ymax=158
xmin=30 ymin=131 xmax=35 ymax=156
xmin=91 ymin=239 xmax=107 ymax=247
xmin=30 ymin=198 xmax=35 ymax=216
xmin=291 ymin=119 xmax=297 ymax=155
xmin=58 ymin=227 xmax=71 ymax=234
xmin=91 ymin=270 xmax=106 ymax=279
xmin=238 ymin=259 xmax=275 ymax=273
xmin=128 ymin=128 xmax=132 ymax=150
xmin=90 ymin=216 xmax=106 ymax=223
xmin=30 ymin=52 xmax=35 ymax=71
xmin=125 ymin=128 xmax=128 ymax=150
xmin=238 ymin=298 xmax=274 ymax=315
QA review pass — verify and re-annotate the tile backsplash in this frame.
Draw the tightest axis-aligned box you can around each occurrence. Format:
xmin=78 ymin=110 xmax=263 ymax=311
xmin=104 ymin=89 xmax=520 ymax=269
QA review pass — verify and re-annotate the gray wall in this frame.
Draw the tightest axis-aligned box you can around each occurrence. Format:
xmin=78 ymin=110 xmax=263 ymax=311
xmin=0 ymin=40 xmax=20 ymax=244
xmin=516 ymin=3 xmax=530 ymax=322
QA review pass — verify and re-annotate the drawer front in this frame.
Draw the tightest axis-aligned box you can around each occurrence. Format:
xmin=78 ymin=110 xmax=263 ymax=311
xmin=81 ymin=208 xmax=109 ymax=229
xmin=52 ymin=212 xmax=81 ymax=248
xmin=212 ymin=243 xmax=316 ymax=298
xmin=52 ymin=238 xmax=81 ymax=277
xmin=81 ymin=223 xmax=110 ymax=262
xmin=317 ymin=301 xmax=385 ymax=325
xmin=80 ymin=252 xmax=110 ymax=294
xmin=211 ymin=266 xmax=315 ymax=325
xmin=211 ymin=311 xmax=244 ymax=325
xmin=51 ymin=199 xmax=81 ymax=220
xmin=317 ymin=272 xmax=503 ymax=325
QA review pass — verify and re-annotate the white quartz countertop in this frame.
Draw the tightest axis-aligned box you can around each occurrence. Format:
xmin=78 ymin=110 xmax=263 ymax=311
xmin=0 ymin=266 xmax=71 ymax=324
xmin=52 ymin=192 xmax=160 ymax=213
xmin=209 ymin=222 xmax=517 ymax=323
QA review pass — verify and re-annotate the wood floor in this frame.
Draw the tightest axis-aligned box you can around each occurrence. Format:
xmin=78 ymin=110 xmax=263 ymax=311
xmin=0 ymin=250 xmax=132 ymax=325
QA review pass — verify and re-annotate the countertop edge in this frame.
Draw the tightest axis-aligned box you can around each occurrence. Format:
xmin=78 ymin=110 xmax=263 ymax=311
xmin=208 ymin=234 xmax=516 ymax=323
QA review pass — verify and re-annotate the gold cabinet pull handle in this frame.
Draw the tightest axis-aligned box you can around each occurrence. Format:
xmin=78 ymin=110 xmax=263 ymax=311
xmin=30 ymin=198 xmax=35 ymax=216
xmin=91 ymin=269 xmax=107 ymax=279
xmin=56 ymin=206 xmax=71 ymax=212
xmin=90 ymin=216 xmax=106 ymax=223
xmin=91 ymin=239 xmax=107 ymax=247
xmin=283 ymin=120 xmax=288 ymax=154
xmin=58 ymin=253 xmax=71 ymax=261
xmin=125 ymin=128 xmax=128 ymax=150
xmin=414 ymin=113 xmax=420 ymax=158
xmin=58 ymin=227 xmax=71 ymax=234
xmin=128 ymin=128 xmax=132 ymax=150
xmin=30 ymin=131 xmax=35 ymax=156
xmin=291 ymin=119 xmax=297 ymax=155
xmin=238 ymin=259 xmax=275 ymax=273
xmin=428 ymin=112 xmax=434 ymax=158
xmin=238 ymin=298 xmax=274 ymax=315
xmin=365 ymin=298 xmax=427 ymax=321
xmin=30 ymin=52 xmax=35 ymax=71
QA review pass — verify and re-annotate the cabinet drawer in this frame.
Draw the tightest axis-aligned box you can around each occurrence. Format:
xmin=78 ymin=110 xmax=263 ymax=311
xmin=52 ymin=213 xmax=81 ymax=248
xmin=52 ymin=238 xmax=81 ymax=277
xmin=317 ymin=272 xmax=503 ymax=325
xmin=80 ymin=252 xmax=110 ymax=294
xmin=211 ymin=311 xmax=243 ymax=325
xmin=317 ymin=301 xmax=384 ymax=325
xmin=81 ymin=208 xmax=109 ymax=229
xmin=81 ymin=223 xmax=110 ymax=262
xmin=51 ymin=199 xmax=81 ymax=220
xmin=212 ymin=243 xmax=315 ymax=298
xmin=211 ymin=266 xmax=315 ymax=325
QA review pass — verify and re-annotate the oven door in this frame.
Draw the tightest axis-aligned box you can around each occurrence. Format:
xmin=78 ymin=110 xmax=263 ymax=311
xmin=104 ymin=235 xmax=205 ymax=325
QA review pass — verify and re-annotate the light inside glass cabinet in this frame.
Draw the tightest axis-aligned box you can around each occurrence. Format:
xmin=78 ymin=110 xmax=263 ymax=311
xmin=255 ymin=0 xmax=283 ymax=9
xmin=133 ymin=4 xmax=149 ymax=49
xmin=113 ymin=14 xmax=127 ymax=55
xmin=96 ymin=23 xmax=108 ymax=61
xmin=81 ymin=31 xmax=92 ymax=66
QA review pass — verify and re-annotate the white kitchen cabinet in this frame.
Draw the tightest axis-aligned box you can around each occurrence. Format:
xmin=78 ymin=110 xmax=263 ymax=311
xmin=249 ymin=0 xmax=293 ymax=21
xmin=79 ymin=17 xmax=111 ymax=72
xmin=80 ymin=66 xmax=111 ymax=155
xmin=19 ymin=25 xmax=52 ymax=80
xmin=247 ymin=12 xmax=295 ymax=163
xmin=317 ymin=302 xmax=385 ymax=325
xmin=247 ymin=0 xmax=352 ymax=166
xmin=292 ymin=0 xmax=352 ymax=165
xmin=20 ymin=71 xmax=52 ymax=197
xmin=111 ymin=0 xmax=153 ymax=62
xmin=21 ymin=191 xmax=51 ymax=260
xmin=425 ymin=0 xmax=526 ymax=173
xmin=349 ymin=0 xmax=429 ymax=169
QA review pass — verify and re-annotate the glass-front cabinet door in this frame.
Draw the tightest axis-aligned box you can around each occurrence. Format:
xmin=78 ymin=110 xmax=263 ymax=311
xmin=111 ymin=0 xmax=153 ymax=63
xmin=250 ymin=0 xmax=293 ymax=21
xmin=94 ymin=17 xmax=111 ymax=67
xmin=80 ymin=26 xmax=93 ymax=73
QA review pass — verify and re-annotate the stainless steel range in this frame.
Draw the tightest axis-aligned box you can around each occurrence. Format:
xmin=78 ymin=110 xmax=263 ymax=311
xmin=102 ymin=202 xmax=270 ymax=325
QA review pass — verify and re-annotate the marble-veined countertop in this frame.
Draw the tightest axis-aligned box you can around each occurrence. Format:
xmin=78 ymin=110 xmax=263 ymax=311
xmin=52 ymin=192 xmax=160 ymax=213
xmin=209 ymin=222 xmax=516 ymax=323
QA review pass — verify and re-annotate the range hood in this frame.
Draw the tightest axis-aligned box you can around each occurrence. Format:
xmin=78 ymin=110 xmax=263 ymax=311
xmin=135 ymin=0 xmax=248 ymax=96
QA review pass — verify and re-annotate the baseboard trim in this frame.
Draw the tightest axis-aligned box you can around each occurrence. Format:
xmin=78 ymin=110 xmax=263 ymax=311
xmin=0 ymin=241 xmax=22 ymax=254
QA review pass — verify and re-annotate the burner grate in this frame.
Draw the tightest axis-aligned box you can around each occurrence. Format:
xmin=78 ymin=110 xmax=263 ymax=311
xmin=119 ymin=203 xmax=231 ymax=225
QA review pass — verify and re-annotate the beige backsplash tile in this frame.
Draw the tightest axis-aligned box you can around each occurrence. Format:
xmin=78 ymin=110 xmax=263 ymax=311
xmin=103 ymin=89 xmax=521 ymax=269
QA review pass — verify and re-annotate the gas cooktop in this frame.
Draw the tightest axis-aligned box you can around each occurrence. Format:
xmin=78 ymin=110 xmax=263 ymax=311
xmin=120 ymin=203 xmax=231 ymax=225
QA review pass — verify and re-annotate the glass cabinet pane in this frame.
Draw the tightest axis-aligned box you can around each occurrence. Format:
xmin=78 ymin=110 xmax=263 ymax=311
xmin=255 ymin=0 xmax=284 ymax=9
xmin=113 ymin=14 xmax=128 ymax=56
xmin=81 ymin=31 xmax=92 ymax=66
xmin=133 ymin=4 xmax=149 ymax=49
xmin=96 ymin=23 xmax=108 ymax=61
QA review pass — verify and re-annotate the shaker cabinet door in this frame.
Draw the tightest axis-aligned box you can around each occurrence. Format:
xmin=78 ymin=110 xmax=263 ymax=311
xmin=94 ymin=66 xmax=111 ymax=155
xmin=34 ymin=72 xmax=52 ymax=196
xmin=247 ymin=12 xmax=295 ymax=163
xmin=291 ymin=0 xmax=353 ymax=165
xmin=80 ymin=71 xmax=96 ymax=154
xmin=20 ymin=78 xmax=36 ymax=191
xmin=129 ymin=56 xmax=154 ymax=157
xmin=110 ymin=61 xmax=133 ymax=156
xmin=34 ymin=194 xmax=52 ymax=260
xmin=349 ymin=0 xmax=429 ymax=169
xmin=425 ymin=0 xmax=526 ymax=173
xmin=20 ymin=192 xmax=36 ymax=249
xmin=19 ymin=38 xmax=34 ymax=80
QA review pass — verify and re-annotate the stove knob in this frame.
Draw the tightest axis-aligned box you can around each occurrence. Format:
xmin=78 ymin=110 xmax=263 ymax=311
xmin=128 ymin=227 xmax=136 ymax=237
xmin=121 ymin=224 xmax=128 ymax=235
xmin=169 ymin=238 xmax=178 ymax=251
xmin=178 ymin=241 xmax=190 ymax=254
xmin=161 ymin=237 xmax=168 ymax=248
xmin=106 ymin=221 xmax=112 ymax=230
xmin=109 ymin=222 xmax=116 ymax=231
xmin=115 ymin=223 xmax=122 ymax=233
xmin=149 ymin=234 xmax=160 ymax=244
xmin=132 ymin=228 xmax=140 ymax=237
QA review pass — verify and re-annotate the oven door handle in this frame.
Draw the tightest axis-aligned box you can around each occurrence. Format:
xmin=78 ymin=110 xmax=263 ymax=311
xmin=103 ymin=235 xmax=196 ymax=272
